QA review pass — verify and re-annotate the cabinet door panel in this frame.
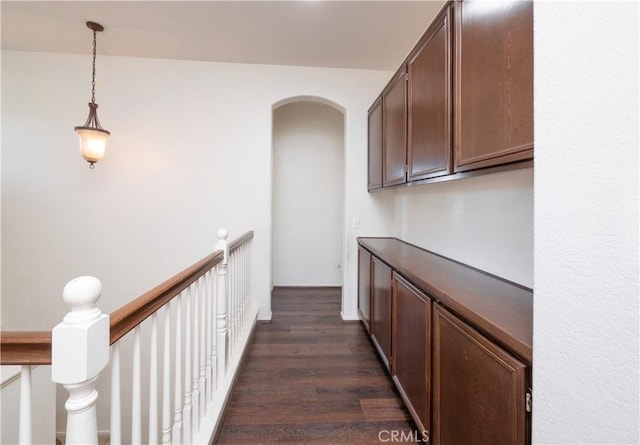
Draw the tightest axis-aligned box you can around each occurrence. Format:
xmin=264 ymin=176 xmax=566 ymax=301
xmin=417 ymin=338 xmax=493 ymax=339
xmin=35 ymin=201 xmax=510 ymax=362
xmin=393 ymin=273 xmax=431 ymax=437
xmin=371 ymin=257 xmax=393 ymax=371
xmin=358 ymin=247 xmax=372 ymax=332
xmin=433 ymin=305 xmax=527 ymax=445
xmin=368 ymin=98 xmax=383 ymax=190
xmin=408 ymin=6 xmax=452 ymax=181
xmin=383 ymin=68 xmax=407 ymax=186
xmin=454 ymin=0 xmax=533 ymax=172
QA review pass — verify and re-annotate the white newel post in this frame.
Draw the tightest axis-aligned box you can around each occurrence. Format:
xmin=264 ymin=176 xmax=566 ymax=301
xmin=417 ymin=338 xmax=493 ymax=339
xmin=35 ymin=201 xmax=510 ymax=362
xmin=52 ymin=276 xmax=110 ymax=445
xmin=215 ymin=229 xmax=228 ymax=381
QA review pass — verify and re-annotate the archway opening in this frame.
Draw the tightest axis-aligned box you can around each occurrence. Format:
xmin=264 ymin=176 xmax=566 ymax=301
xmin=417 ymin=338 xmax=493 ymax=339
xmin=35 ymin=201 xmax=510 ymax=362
xmin=271 ymin=99 xmax=346 ymax=294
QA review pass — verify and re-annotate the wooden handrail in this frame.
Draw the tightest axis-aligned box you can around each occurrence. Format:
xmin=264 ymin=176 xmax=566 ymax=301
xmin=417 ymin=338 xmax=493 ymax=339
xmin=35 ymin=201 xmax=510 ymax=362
xmin=0 ymin=331 xmax=52 ymax=365
xmin=110 ymin=250 xmax=224 ymax=345
xmin=229 ymin=230 xmax=254 ymax=254
xmin=0 ymin=231 xmax=256 ymax=364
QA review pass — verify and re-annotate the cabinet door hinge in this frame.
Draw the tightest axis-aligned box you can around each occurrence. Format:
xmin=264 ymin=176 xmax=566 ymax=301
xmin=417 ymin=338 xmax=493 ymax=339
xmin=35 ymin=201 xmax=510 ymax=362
xmin=525 ymin=389 xmax=532 ymax=413
xmin=405 ymin=164 xmax=409 ymax=173
xmin=405 ymin=73 xmax=409 ymax=82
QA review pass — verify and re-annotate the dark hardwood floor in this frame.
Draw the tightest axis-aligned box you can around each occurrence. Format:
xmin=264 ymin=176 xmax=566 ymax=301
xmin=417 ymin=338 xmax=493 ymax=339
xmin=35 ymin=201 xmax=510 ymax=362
xmin=216 ymin=287 xmax=418 ymax=444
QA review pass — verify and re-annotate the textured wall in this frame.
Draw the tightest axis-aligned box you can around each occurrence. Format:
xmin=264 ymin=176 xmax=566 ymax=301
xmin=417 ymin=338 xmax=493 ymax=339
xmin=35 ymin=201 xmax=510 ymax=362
xmin=533 ymin=2 xmax=639 ymax=443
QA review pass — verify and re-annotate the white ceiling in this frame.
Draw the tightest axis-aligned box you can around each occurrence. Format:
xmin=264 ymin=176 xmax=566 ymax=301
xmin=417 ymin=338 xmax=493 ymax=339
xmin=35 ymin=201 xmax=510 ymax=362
xmin=1 ymin=1 xmax=446 ymax=71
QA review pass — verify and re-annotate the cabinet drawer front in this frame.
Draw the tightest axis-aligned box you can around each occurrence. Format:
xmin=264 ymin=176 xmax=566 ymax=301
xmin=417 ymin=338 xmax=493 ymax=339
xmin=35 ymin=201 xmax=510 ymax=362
xmin=433 ymin=305 xmax=527 ymax=445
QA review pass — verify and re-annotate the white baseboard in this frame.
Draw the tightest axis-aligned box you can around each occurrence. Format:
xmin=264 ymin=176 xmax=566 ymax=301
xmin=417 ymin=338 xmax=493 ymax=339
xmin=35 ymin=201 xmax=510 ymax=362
xmin=340 ymin=311 xmax=361 ymax=321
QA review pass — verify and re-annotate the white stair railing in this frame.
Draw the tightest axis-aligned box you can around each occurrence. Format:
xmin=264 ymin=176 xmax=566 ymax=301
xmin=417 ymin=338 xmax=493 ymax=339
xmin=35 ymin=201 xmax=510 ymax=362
xmin=1 ymin=229 xmax=256 ymax=445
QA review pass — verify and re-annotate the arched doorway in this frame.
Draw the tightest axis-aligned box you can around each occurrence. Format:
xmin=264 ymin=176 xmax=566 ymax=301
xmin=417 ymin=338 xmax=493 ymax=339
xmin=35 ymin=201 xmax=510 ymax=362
xmin=271 ymin=98 xmax=345 ymax=289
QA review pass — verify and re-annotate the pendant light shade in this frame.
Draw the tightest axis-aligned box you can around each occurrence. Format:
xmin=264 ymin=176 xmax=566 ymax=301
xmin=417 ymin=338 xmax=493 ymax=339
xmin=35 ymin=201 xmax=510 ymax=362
xmin=75 ymin=21 xmax=109 ymax=169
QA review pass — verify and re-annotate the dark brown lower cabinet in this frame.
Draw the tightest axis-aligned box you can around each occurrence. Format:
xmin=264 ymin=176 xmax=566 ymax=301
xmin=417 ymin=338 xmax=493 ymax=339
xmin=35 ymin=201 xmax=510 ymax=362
xmin=357 ymin=246 xmax=372 ymax=333
xmin=392 ymin=273 xmax=431 ymax=440
xmin=433 ymin=305 xmax=528 ymax=445
xmin=371 ymin=256 xmax=393 ymax=372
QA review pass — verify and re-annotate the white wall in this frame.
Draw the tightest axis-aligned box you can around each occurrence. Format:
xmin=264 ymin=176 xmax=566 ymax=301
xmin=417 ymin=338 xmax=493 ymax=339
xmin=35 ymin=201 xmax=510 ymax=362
xmin=534 ymin=2 xmax=639 ymax=444
xmin=272 ymin=101 xmax=344 ymax=286
xmin=1 ymin=51 xmax=394 ymax=432
xmin=393 ymin=168 xmax=533 ymax=287
xmin=1 ymin=51 xmax=394 ymax=331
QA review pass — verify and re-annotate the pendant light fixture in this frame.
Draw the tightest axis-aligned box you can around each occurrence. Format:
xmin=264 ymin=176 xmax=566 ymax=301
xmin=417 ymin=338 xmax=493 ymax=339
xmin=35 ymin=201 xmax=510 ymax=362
xmin=74 ymin=21 xmax=109 ymax=169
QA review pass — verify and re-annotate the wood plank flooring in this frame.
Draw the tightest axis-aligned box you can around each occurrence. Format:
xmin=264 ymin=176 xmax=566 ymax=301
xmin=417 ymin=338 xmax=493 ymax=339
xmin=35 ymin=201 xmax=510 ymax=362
xmin=216 ymin=287 xmax=418 ymax=444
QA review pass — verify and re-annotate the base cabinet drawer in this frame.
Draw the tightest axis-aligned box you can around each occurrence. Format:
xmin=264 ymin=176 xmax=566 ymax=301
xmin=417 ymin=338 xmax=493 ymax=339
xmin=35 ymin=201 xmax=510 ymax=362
xmin=433 ymin=305 xmax=528 ymax=445
xmin=393 ymin=273 xmax=431 ymax=439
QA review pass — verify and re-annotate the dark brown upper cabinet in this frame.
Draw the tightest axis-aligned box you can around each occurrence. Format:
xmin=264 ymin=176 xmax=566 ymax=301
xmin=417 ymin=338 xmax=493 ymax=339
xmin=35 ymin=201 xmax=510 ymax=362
xmin=454 ymin=0 xmax=534 ymax=172
xmin=407 ymin=5 xmax=453 ymax=181
xmin=433 ymin=304 xmax=528 ymax=445
xmin=382 ymin=67 xmax=408 ymax=187
xmin=367 ymin=97 xmax=383 ymax=190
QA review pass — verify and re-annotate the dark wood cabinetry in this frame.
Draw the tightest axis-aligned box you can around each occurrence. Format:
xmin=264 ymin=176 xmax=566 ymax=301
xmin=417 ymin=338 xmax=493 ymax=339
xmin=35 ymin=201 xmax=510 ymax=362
xmin=393 ymin=273 xmax=431 ymax=438
xmin=357 ymin=246 xmax=372 ymax=333
xmin=367 ymin=97 xmax=383 ymax=190
xmin=371 ymin=256 xmax=393 ymax=372
xmin=407 ymin=6 xmax=452 ymax=181
xmin=433 ymin=305 xmax=528 ymax=445
xmin=367 ymin=0 xmax=533 ymax=191
xmin=382 ymin=68 xmax=407 ymax=187
xmin=357 ymin=237 xmax=532 ymax=444
xmin=454 ymin=0 xmax=534 ymax=172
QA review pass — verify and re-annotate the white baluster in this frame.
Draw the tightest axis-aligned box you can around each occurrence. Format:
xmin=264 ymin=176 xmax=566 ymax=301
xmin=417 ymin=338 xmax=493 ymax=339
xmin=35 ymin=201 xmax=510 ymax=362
xmin=162 ymin=305 xmax=171 ymax=445
xmin=228 ymin=253 xmax=234 ymax=355
xmin=110 ymin=343 xmax=121 ymax=445
xmin=19 ymin=365 xmax=32 ymax=445
xmin=235 ymin=252 xmax=239 ymax=353
xmin=172 ymin=293 xmax=183 ymax=444
xmin=199 ymin=276 xmax=207 ymax=417
xmin=205 ymin=270 xmax=214 ymax=402
xmin=210 ymin=269 xmax=218 ymax=391
xmin=191 ymin=280 xmax=200 ymax=433
xmin=248 ymin=238 xmax=252 ymax=307
xmin=216 ymin=229 xmax=229 ymax=380
xmin=238 ymin=244 xmax=245 ymax=337
xmin=52 ymin=276 xmax=109 ymax=445
xmin=132 ymin=326 xmax=142 ymax=444
xmin=233 ymin=251 xmax=238 ymax=349
xmin=245 ymin=243 xmax=250 ymax=327
xmin=149 ymin=313 xmax=159 ymax=444
xmin=183 ymin=285 xmax=192 ymax=444
xmin=240 ymin=243 xmax=247 ymax=332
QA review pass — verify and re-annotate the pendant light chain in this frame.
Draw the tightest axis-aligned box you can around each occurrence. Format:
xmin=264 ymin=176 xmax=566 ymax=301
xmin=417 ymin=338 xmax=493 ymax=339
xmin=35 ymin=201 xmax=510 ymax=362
xmin=91 ymin=29 xmax=97 ymax=104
